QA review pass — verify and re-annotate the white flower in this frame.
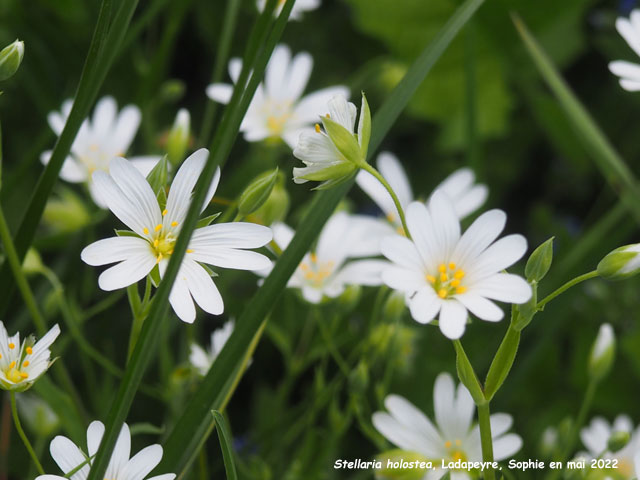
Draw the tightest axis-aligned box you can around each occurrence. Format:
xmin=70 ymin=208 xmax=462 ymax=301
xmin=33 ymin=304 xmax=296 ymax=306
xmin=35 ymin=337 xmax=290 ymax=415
xmin=579 ymin=415 xmax=640 ymax=479
xmin=372 ymin=372 xmax=522 ymax=480
xmin=0 ymin=321 xmax=60 ymax=392
xmin=80 ymin=149 xmax=273 ymax=323
xmin=41 ymin=96 xmax=160 ymax=207
xmin=258 ymin=212 xmax=388 ymax=304
xmin=190 ymin=320 xmax=235 ymax=375
xmin=256 ymin=0 xmax=320 ymax=21
xmin=206 ymin=44 xmax=347 ymax=149
xmin=36 ymin=421 xmax=175 ymax=480
xmin=380 ymin=193 xmax=531 ymax=339
xmin=356 ymin=152 xmax=487 ymax=234
xmin=293 ymin=94 xmax=369 ymax=188
xmin=609 ymin=10 xmax=640 ymax=91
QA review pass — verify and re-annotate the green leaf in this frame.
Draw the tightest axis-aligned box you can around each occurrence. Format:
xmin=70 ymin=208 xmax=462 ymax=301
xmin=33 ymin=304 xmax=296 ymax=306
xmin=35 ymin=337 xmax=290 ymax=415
xmin=453 ymin=339 xmax=485 ymax=404
xmin=484 ymin=325 xmax=520 ymax=401
xmin=513 ymin=14 xmax=640 ymax=224
xmin=212 ymin=411 xmax=239 ymax=480
xmin=145 ymin=155 xmax=169 ymax=194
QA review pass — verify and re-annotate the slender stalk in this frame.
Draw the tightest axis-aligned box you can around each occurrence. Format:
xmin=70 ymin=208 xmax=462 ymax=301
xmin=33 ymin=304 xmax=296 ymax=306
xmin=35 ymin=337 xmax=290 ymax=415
xmin=359 ymin=162 xmax=410 ymax=237
xmin=9 ymin=392 xmax=44 ymax=476
xmin=477 ymin=403 xmax=495 ymax=480
xmin=314 ymin=312 xmax=350 ymax=376
xmin=536 ymin=271 xmax=598 ymax=311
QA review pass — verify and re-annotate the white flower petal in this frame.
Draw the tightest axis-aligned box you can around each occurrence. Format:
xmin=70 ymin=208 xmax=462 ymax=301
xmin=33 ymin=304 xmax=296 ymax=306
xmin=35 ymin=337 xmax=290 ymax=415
xmin=92 ymin=96 xmax=118 ymax=139
xmin=97 ymin=253 xmax=156 ymax=291
xmin=301 ymin=285 xmax=323 ymax=303
xmin=49 ymin=436 xmax=89 ymax=480
xmin=620 ymin=78 xmax=640 ymax=91
xmin=409 ymin=287 xmax=441 ymax=324
xmin=112 ymin=105 xmax=142 ymax=154
xmin=105 ymin=423 xmax=131 ymax=479
xmin=427 ymin=191 xmax=461 ymax=261
xmin=81 ymin=236 xmax=152 ymax=266
xmin=438 ymin=300 xmax=468 ymax=340
xmin=385 ymin=395 xmax=443 ymax=452
xmin=292 ymin=86 xmax=350 ymax=124
xmin=490 ymin=413 xmax=513 ymax=438
xmin=617 ymin=16 xmax=640 ymax=58
xmin=120 ymin=444 xmax=163 ymax=480
xmin=609 ymin=60 xmax=640 ymax=82
xmin=372 ymin=412 xmax=432 ymax=456
xmin=455 ymin=293 xmax=504 ymax=322
xmin=472 ymin=273 xmax=532 ymax=304
xmin=167 ymin=271 xmax=197 ymax=323
xmin=130 ymin=156 xmax=161 ymax=177
xmin=333 ymin=259 xmax=388 ymax=286
xmin=493 ymin=433 xmax=523 ymax=461
xmin=265 ymin=45 xmax=291 ymax=99
xmin=190 ymin=223 xmax=273 ymax=249
xmin=406 ymin=202 xmax=439 ymax=271
xmin=87 ymin=421 xmax=105 ymax=457
xmin=433 ymin=373 xmax=457 ymax=438
xmin=382 ymin=266 xmax=425 ymax=292
xmin=453 ymin=184 xmax=488 ymax=219
xmin=181 ymin=259 xmax=224 ymax=316
xmin=469 ymin=234 xmax=527 ymax=279
xmin=377 ymin=152 xmax=413 ymax=210
xmin=451 ymin=210 xmax=506 ymax=267
xmin=206 ymin=83 xmax=233 ymax=104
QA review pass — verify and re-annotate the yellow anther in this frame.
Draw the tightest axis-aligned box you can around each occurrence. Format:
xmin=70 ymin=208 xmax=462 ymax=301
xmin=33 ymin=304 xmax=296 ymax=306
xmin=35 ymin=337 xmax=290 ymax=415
xmin=304 ymin=272 xmax=315 ymax=280
xmin=454 ymin=270 xmax=465 ymax=279
xmin=26 ymin=347 xmax=32 ymax=355
xmin=451 ymin=279 xmax=460 ymax=288
xmin=438 ymin=289 xmax=448 ymax=299
xmin=154 ymin=224 xmax=163 ymax=232
xmin=153 ymin=239 xmax=159 ymax=248
xmin=300 ymin=263 xmax=310 ymax=271
xmin=386 ymin=213 xmax=396 ymax=223
xmin=0 ymin=353 xmax=2 ymax=359
xmin=8 ymin=361 xmax=16 ymax=369
xmin=455 ymin=439 xmax=462 ymax=447
xmin=440 ymin=273 xmax=448 ymax=282
xmin=449 ymin=262 xmax=456 ymax=270
xmin=156 ymin=253 xmax=163 ymax=264
xmin=20 ymin=372 xmax=28 ymax=379
xmin=438 ymin=264 xmax=447 ymax=273
xmin=143 ymin=227 xmax=149 ymax=235
xmin=8 ymin=343 xmax=15 ymax=350
xmin=315 ymin=124 xmax=321 ymax=133
xmin=453 ymin=451 xmax=463 ymax=461
xmin=168 ymin=250 xmax=174 ymax=255
xmin=186 ymin=249 xmax=193 ymax=254
xmin=310 ymin=253 xmax=318 ymax=263
xmin=445 ymin=441 xmax=452 ymax=449
xmin=426 ymin=275 xmax=436 ymax=284
xmin=326 ymin=113 xmax=331 ymax=118
xmin=455 ymin=286 xmax=467 ymax=295
xmin=162 ymin=209 xmax=168 ymax=216
xmin=171 ymin=221 xmax=178 ymax=227
xmin=23 ymin=361 xmax=30 ymax=367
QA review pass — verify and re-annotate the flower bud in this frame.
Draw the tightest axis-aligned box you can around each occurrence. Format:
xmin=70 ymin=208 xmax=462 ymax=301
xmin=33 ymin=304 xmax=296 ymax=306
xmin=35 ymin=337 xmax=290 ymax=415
xmin=238 ymin=168 xmax=279 ymax=217
xmin=525 ymin=237 xmax=554 ymax=282
xmin=0 ymin=40 xmax=24 ymax=81
xmin=22 ymin=249 xmax=44 ymax=276
xmin=43 ymin=188 xmax=91 ymax=233
xmin=16 ymin=394 xmax=60 ymax=437
xmin=608 ymin=430 xmax=630 ymax=453
xmin=348 ymin=360 xmax=369 ymax=394
xmin=375 ymin=450 xmax=430 ymax=480
xmin=167 ymin=109 xmax=190 ymax=166
xmin=588 ymin=323 xmax=615 ymax=382
xmin=597 ymin=244 xmax=640 ymax=280
xmin=253 ymin=173 xmax=290 ymax=225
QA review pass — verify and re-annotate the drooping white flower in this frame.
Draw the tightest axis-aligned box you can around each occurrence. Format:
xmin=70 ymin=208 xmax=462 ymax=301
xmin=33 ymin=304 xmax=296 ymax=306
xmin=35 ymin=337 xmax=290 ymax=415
xmin=207 ymin=44 xmax=347 ymax=149
xmin=372 ymin=372 xmax=522 ymax=480
xmin=609 ymin=10 xmax=640 ymax=91
xmin=381 ymin=193 xmax=531 ymax=339
xmin=258 ymin=212 xmax=388 ymax=304
xmin=80 ymin=149 xmax=273 ymax=323
xmin=190 ymin=320 xmax=235 ymax=375
xmin=0 ymin=321 xmax=60 ymax=392
xmin=293 ymin=94 xmax=370 ymax=188
xmin=41 ymin=96 xmax=160 ymax=207
xmin=36 ymin=421 xmax=175 ymax=480
xmin=579 ymin=415 xmax=640 ymax=479
xmin=356 ymin=152 xmax=487 ymax=235
xmin=256 ymin=0 xmax=320 ymax=21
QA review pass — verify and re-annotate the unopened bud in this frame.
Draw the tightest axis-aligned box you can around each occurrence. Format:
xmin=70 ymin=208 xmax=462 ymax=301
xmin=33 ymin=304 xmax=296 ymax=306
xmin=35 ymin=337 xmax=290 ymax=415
xmin=253 ymin=173 xmax=289 ymax=225
xmin=348 ymin=361 xmax=369 ymax=393
xmin=167 ymin=109 xmax=190 ymax=165
xmin=598 ymin=244 xmax=640 ymax=280
xmin=0 ymin=40 xmax=24 ymax=81
xmin=375 ymin=450 xmax=430 ymax=480
xmin=43 ymin=188 xmax=91 ymax=233
xmin=608 ymin=430 xmax=630 ymax=453
xmin=16 ymin=394 xmax=60 ymax=437
xmin=22 ymin=249 xmax=44 ymax=276
xmin=238 ymin=168 xmax=279 ymax=217
xmin=588 ymin=323 xmax=615 ymax=382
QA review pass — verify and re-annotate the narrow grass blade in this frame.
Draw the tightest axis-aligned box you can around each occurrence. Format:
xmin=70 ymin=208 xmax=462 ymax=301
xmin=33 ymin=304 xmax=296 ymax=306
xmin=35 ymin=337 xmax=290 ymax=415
xmin=158 ymin=0 xmax=487 ymax=474
xmin=212 ymin=411 xmax=239 ymax=480
xmin=513 ymin=13 xmax=640 ymax=223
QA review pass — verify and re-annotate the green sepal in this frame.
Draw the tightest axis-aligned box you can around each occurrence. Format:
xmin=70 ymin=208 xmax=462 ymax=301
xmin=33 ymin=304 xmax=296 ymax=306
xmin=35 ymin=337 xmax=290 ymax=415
xmin=157 ymin=187 xmax=167 ymax=212
xmin=0 ymin=40 xmax=24 ymax=82
xmin=321 ymin=116 xmax=362 ymax=165
xmin=597 ymin=245 xmax=640 ymax=280
xmin=149 ymin=264 xmax=161 ymax=288
xmin=357 ymin=92 xmax=371 ymax=160
xmin=115 ymin=229 xmax=142 ymax=238
xmin=199 ymin=263 xmax=218 ymax=278
xmin=196 ymin=213 xmax=221 ymax=228
xmin=484 ymin=325 xmax=520 ymax=401
xmin=525 ymin=237 xmax=554 ymax=282
xmin=238 ymin=168 xmax=279 ymax=216
xmin=146 ymin=155 xmax=169 ymax=195
xmin=512 ymin=282 xmax=537 ymax=331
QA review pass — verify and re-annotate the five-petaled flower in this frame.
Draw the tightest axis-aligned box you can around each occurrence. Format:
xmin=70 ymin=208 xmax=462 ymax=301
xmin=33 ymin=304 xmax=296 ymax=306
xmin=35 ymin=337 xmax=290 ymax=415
xmin=380 ymin=193 xmax=531 ymax=339
xmin=373 ymin=373 xmax=522 ymax=479
xmin=0 ymin=321 xmax=60 ymax=392
xmin=609 ymin=10 xmax=640 ymax=91
xmin=80 ymin=149 xmax=273 ymax=323
xmin=36 ymin=421 xmax=175 ymax=480
xmin=41 ymin=96 xmax=160 ymax=208
xmin=207 ymin=44 xmax=347 ymax=149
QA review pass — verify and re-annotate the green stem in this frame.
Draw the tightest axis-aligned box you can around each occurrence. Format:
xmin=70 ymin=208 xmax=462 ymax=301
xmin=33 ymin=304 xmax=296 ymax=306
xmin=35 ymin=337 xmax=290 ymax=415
xmin=536 ymin=271 xmax=598 ymax=311
xmin=359 ymin=163 xmax=410 ymax=237
xmin=314 ymin=312 xmax=350 ymax=377
xmin=477 ymin=403 xmax=495 ymax=480
xmin=10 ymin=392 xmax=44 ymax=476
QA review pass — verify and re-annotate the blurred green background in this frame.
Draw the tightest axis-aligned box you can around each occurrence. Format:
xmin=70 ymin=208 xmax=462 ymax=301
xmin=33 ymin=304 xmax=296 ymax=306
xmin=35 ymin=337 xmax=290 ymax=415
xmin=1 ymin=0 xmax=639 ymax=478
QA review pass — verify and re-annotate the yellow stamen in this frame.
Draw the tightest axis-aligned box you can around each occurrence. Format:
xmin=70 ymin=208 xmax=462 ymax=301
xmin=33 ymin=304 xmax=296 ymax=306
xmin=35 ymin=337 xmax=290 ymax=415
xmin=438 ymin=264 xmax=446 ymax=273
xmin=153 ymin=239 xmax=159 ymax=248
xmin=26 ymin=347 xmax=32 ymax=355
xmin=454 ymin=270 xmax=465 ymax=279
xmin=8 ymin=361 xmax=16 ymax=369
xmin=162 ymin=209 xmax=168 ymax=216
xmin=426 ymin=275 xmax=436 ymax=284
xmin=445 ymin=441 xmax=452 ymax=449
xmin=186 ymin=249 xmax=193 ymax=254
xmin=156 ymin=253 xmax=163 ymax=264
xmin=386 ymin=213 xmax=396 ymax=223
xmin=440 ymin=273 xmax=448 ymax=282
xmin=455 ymin=286 xmax=467 ymax=294
xmin=0 ymin=353 xmax=2 ymax=359
xmin=451 ymin=279 xmax=460 ymax=288
xmin=171 ymin=221 xmax=178 ymax=227
xmin=154 ymin=224 xmax=163 ymax=232
xmin=23 ymin=361 xmax=30 ymax=367
xmin=8 ymin=343 xmax=15 ymax=350
xmin=315 ymin=123 xmax=321 ymax=133
xmin=449 ymin=262 xmax=456 ymax=270
xmin=20 ymin=372 xmax=28 ymax=379
xmin=453 ymin=451 xmax=463 ymax=461
xmin=310 ymin=253 xmax=318 ymax=263
xmin=304 ymin=272 xmax=315 ymax=280
xmin=143 ymin=227 xmax=149 ymax=235
xmin=438 ymin=289 xmax=447 ymax=299
xmin=325 ymin=113 xmax=331 ymax=118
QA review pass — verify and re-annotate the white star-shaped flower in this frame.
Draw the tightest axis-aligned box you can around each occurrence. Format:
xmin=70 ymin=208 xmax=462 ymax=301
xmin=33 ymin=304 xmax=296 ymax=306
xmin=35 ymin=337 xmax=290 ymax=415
xmin=609 ymin=10 xmax=640 ymax=91
xmin=190 ymin=320 xmax=236 ymax=376
xmin=356 ymin=151 xmax=488 ymax=235
xmin=0 ymin=321 xmax=60 ymax=392
xmin=206 ymin=44 xmax=347 ymax=149
xmin=36 ymin=421 xmax=175 ymax=480
xmin=41 ymin=96 xmax=160 ymax=207
xmin=579 ymin=415 xmax=640 ymax=479
xmin=380 ymin=193 xmax=531 ymax=339
xmin=373 ymin=372 xmax=522 ymax=480
xmin=256 ymin=0 xmax=320 ymax=21
xmin=258 ymin=212 xmax=388 ymax=304
xmin=80 ymin=149 xmax=273 ymax=323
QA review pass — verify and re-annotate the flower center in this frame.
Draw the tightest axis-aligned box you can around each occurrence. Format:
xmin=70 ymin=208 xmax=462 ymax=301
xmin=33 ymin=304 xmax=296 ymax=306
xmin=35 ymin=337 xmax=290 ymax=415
xmin=266 ymin=113 xmax=291 ymax=136
xmin=426 ymin=263 xmax=466 ymax=299
xmin=444 ymin=439 xmax=467 ymax=463
xmin=299 ymin=253 xmax=335 ymax=286
xmin=2 ymin=343 xmax=32 ymax=383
